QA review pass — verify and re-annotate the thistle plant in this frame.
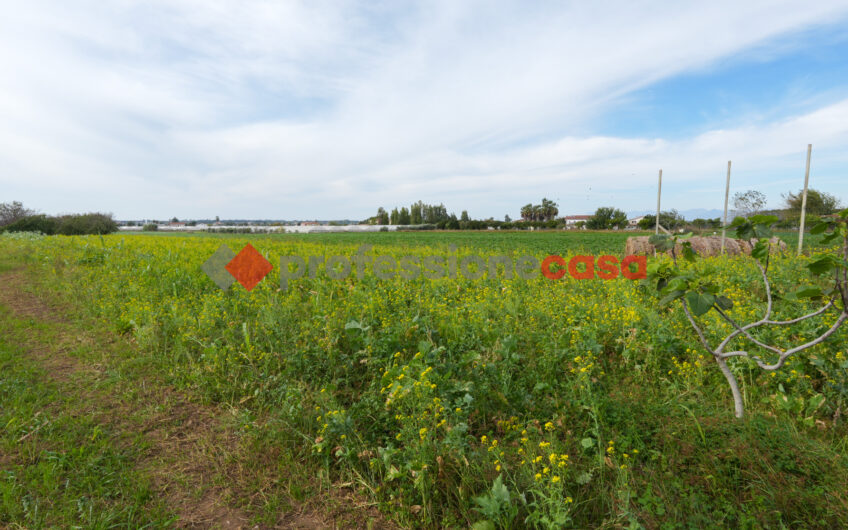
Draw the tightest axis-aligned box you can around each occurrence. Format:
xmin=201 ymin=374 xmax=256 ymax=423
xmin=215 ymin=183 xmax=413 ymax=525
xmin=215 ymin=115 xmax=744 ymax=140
xmin=647 ymin=211 xmax=848 ymax=418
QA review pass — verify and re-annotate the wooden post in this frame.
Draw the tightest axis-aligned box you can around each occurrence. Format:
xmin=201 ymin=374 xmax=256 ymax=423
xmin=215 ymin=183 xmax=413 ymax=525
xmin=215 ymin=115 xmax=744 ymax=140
xmin=655 ymin=169 xmax=662 ymax=235
xmin=720 ymin=161 xmax=731 ymax=254
xmin=797 ymin=144 xmax=812 ymax=256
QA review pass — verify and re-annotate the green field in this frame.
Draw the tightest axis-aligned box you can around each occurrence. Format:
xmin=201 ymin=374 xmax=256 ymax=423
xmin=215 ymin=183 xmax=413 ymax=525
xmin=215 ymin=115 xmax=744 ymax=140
xmin=1 ymin=230 xmax=846 ymax=528
xmin=125 ymin=228 xmax=829 ymax=254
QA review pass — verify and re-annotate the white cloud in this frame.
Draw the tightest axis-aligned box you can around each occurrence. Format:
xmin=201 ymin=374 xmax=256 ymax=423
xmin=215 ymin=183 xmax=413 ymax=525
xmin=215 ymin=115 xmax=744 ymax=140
xmin=0 ymin=0 xmax=847 ymax=219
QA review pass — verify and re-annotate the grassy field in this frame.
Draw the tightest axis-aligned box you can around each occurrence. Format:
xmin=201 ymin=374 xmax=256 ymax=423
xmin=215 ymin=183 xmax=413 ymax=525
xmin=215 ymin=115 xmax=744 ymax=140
xmin=127 ymin=228 xmax=640 ymax=255
xmin=1 ymin=229 xmax=846 ymax=528
xmin=123 ymin=228 xmax=828 ymax=254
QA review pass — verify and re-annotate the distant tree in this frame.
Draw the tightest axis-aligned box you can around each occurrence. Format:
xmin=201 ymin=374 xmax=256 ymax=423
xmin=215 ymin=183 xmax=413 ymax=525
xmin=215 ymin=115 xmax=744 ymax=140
xmin=638 ymin=214 xmax=654 ymax=230
xmin=638 ymin=210 xmax=686 ymax=231
xmin=690 ymin=218 xmax=722 ymax=231
xmin=540 ymin=198 xmax=559 ymax=221
xmin=519 ymin=199 xmax=559 ymax=222
xmin=426 ymin=203 xmax=449 ymax=224
xmin=215 ymin=215 xmax=220 ymax=222
xmin=784 ymin=188 xmax=842 ymax=217
xmin=398 ymin=207 xmax=411 ymax=225
xmin=170 ymin=216 xmax=180 ymax=223
xmin=460 ymin=210 xmax=470 ymax=222
xmin=0 ymin=201 xmax=34 ymax=227
xmin=378 ymin=201 xmax=449 ymax=225
xmin=531 ymin=204 xmax=542 ymax=221
xmin=376 ymin=207 xmax=389 ymax=225
xmin=410 ymin=201 xmax=423 ymax=224
xmin=732 ymin=190 xmax=767 ymax=218
xmin=446 ymin=214 xmax=460 ymax=230
xmin=520 ymin=203 xmax=533 ymax=221
xmin=586 ymin=207 xmax=628 ymax=230
xmin=638 ymin=214 xmax=656 ymax=230
xmin=504 ymin=214 xmax=511 ymax=223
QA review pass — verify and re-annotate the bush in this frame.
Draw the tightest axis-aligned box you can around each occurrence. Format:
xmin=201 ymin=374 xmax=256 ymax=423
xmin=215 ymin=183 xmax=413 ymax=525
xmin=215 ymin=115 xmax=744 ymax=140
xmin=56 ymin=213 xmax=118 ymax=235
xmin=2 ymin=214 xmax=58 ymax=235
xmin=587 ymin=207 xmax=628 ymax=230
xmin=143 ymin=223 xmax=159 ymax=231
xmin=2 ymin=213 xmax=118 ymax=236
xmin=639 ymin=210 xmax=686 ymax=230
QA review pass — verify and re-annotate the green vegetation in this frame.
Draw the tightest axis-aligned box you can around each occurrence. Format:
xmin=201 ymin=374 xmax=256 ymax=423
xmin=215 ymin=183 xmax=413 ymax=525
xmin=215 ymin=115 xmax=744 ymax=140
xmin=0 ymin=300 xmax=172 ymax=527
xmin=2 ymin=212 xmax=118 ymax=235
xmin=2 ymin=229 xmax=847 ymax=527
xmin=586 ymin=207 xmax=627 ymax=230
xmin=647 ymin=212 xmax=848 ymax=417
xmin=784 ymin=188 xmax=842 ymax=217
xmin=637 ymin=210 xmax=687 ymax=231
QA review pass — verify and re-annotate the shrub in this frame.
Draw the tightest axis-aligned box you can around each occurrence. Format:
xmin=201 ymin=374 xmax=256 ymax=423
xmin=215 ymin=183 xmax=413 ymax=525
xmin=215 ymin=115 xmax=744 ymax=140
xmin=56 ymin=213 xmax=118 ymax=235
xmin=2 ymin=212 xmax=118 ymax=236
xmin=2 ymin=214 xmax=58 ymax=235
xmin=143 ymin=223 xmax=159 ymax=231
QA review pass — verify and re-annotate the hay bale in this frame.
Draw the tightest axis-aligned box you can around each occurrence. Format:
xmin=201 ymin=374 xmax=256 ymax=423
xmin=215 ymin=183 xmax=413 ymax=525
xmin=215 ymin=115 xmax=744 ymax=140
xmin=624 ymin=236 xmax=655 ymax=256
xmin=625 ymin=236 xmax=786 ymax=258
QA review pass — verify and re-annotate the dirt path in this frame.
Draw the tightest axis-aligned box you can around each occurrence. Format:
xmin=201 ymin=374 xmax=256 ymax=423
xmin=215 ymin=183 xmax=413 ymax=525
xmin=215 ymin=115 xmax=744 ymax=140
xmin=0 ymin=268 xmax=341 ymax=529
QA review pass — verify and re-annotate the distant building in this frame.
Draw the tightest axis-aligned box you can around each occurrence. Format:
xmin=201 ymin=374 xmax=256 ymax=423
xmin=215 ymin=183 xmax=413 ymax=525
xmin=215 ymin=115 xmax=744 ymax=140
xmin=628 ymin=215 xmax=646 ymax=227
xmin=561 ymin=215 xmax=592 ymax=227
xmin=169 ymin=221 xmax=186 ymax=227
xmin=299 ymin=221 xmax=320 ymax=226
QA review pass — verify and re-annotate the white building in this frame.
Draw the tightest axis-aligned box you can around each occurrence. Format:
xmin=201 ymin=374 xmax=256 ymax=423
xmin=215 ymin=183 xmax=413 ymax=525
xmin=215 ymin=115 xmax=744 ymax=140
xmin=561 ymin=215 xmax=592 ymax=227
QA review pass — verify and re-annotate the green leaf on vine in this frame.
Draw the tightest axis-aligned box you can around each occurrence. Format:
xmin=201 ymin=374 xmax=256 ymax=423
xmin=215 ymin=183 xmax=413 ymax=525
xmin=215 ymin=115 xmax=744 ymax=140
xmin=660 ymin=290 xmax=686 ymax=306
xmin=685 ymin=291 xmax=716 ymax=317
xmin=795 ymin=286 xmax=823 ymax=298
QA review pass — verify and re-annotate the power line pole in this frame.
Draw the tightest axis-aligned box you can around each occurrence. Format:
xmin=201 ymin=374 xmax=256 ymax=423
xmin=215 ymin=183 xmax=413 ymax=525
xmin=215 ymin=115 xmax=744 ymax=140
xmin=798 ymin=144 xmax=812 ymax=256
xmin=721 ymin=161 xmax=731 ymax=254
xmin=655 ymin=169 xmax=662 ymax=235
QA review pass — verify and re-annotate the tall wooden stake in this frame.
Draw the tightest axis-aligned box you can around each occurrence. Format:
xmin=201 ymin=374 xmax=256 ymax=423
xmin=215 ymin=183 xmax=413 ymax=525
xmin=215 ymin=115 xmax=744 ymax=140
xmin=655 ymin=169 xmax=662 ymax=235
xmin=797 ymin=144 xmax=812 ymax=256
xmin=721 ymin=161 xmax=731 ymax=254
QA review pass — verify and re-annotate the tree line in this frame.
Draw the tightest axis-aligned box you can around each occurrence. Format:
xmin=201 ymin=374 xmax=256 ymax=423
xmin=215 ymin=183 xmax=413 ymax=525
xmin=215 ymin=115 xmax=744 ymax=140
xmin=367 ymin=199 xmax=563 ymax=230
xmin=519 ymin=198 xmax=559 ymax=222
xmin=0 ymin=201 xmax=118 ymax=235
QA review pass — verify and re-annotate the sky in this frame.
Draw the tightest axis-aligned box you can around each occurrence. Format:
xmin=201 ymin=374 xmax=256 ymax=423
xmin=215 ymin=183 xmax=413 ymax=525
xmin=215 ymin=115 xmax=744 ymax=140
xmin=1 ymin=1 xmax=848 ymax=221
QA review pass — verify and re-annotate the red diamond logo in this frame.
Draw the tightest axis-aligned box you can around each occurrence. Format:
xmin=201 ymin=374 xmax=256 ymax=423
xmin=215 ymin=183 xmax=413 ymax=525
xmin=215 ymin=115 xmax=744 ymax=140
xmin=225 ymin=244 xmax=273 ymax=291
